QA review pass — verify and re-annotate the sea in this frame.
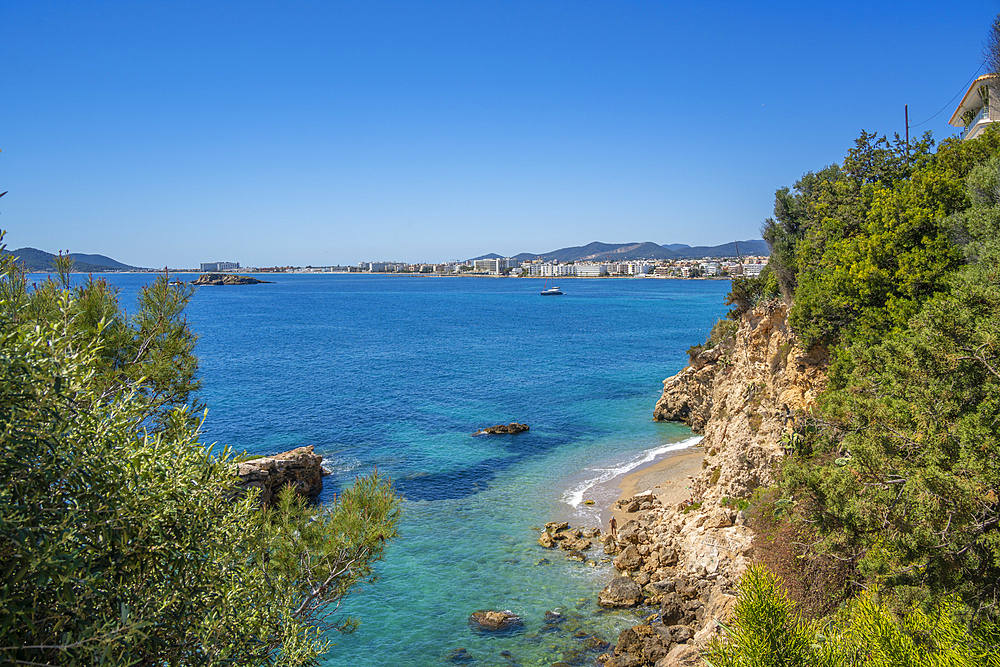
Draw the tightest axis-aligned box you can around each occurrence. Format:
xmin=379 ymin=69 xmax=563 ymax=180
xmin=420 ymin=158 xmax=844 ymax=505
xmin=31 ymin=272 xmax=729 ymax=666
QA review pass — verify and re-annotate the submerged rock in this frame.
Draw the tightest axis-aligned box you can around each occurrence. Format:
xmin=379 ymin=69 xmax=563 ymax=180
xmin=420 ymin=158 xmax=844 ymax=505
xmin=444 ymin=647 xmax=474 ymax=663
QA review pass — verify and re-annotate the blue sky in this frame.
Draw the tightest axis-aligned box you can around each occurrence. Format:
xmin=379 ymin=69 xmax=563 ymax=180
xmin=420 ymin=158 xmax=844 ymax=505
xmin=2 ymin=1 xmax=998 ymax=268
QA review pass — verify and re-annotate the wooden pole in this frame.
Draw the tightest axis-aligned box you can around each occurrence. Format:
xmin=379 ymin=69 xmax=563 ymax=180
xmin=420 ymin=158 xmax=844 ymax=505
xmin=905 ymin=104 xmax=910 ymax=154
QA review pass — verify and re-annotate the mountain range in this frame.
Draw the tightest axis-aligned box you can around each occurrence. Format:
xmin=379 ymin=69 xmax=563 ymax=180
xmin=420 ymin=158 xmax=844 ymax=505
xmin=1 ymin=247 xmax=143 ymax=273
xmin=472 ymin=239 xmax=769 ymax=263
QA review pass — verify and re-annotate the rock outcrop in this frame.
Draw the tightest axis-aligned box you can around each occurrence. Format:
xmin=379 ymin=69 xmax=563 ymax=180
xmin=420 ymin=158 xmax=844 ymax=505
xmin=652 ymin=345 xmax=724 ymax=432
xmin=471 ymin=423 xmax=529 ymax=436
xmin=233 ymin=445 xmax=326 ymax=505
xmin=191 ymin=273 xmax=273 ymax=285
xmin=596 ymin=302 xmax=828 ymax=665
xmin=537 ymin=522 xmax=602 ymax=552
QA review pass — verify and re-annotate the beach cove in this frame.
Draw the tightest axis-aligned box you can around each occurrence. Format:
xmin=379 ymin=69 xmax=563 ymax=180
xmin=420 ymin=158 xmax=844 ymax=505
xmin=33 ymin=272 xmax=729 ymax=665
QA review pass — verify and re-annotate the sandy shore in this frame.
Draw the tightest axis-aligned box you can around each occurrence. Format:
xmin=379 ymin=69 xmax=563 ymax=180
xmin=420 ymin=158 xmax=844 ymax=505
xmin=606 ymin=449 xmax=704 ymax=526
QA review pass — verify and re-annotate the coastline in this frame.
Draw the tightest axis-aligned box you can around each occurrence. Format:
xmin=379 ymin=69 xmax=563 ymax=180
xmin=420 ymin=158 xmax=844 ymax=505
xmin=37 ymin=271 xmax=733 ymax=280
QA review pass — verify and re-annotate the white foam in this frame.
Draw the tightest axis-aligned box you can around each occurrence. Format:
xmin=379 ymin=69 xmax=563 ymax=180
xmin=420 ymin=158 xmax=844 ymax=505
xmin=562 ymin=436 xmax=702 ymax=508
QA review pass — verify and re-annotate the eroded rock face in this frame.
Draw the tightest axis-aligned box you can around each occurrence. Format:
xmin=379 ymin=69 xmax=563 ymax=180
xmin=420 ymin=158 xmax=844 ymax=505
xmin=652 ymin=344 xmax=725 ymax=431
xmin=655 ymin=302 xmax=828 ymax=506
xmin=612 ymin=624 xmax=672 ymax=666
xmin=614 ymin=544 xmax=642 ymax=572
xmin=468 ymin=610 xmax=523 ymax=632
xmin=233 ymin=445 xmax=325 ymax=505
xmin=655 ymin=643 xmax=701 ymax=667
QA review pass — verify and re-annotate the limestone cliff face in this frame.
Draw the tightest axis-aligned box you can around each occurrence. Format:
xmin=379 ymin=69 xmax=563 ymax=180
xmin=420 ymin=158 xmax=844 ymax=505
xmin=652 ymin=344 xmax=724 ymax=433
xmin=599 ymin=302 xmax=829 ymax=657
xmin=656 ymin=302 xmax=827 ymax=505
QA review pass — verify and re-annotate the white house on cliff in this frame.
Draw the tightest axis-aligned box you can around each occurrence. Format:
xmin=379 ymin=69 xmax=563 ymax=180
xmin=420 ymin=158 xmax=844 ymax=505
xmin=950 ymin=74 xmax=1000 ymax=140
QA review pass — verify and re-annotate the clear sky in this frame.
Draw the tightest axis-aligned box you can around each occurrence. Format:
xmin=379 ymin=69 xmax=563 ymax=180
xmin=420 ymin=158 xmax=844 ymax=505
xmin=2 ymin=1 xmax=998 ymax=268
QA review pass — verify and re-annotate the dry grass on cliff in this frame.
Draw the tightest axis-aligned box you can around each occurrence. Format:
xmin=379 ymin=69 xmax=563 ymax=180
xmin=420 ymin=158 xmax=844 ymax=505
xmin=745 ymin=489 xmax=855 ymax=619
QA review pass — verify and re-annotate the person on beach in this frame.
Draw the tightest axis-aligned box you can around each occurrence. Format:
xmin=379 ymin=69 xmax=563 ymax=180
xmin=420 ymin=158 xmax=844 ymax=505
xmin=609 ymin=516 xmax=618 ymax=540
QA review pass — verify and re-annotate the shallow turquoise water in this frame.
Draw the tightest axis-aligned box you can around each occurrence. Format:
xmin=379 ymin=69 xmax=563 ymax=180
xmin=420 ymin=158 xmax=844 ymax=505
xmin=34 ymin=273 xmax=729 ymax=665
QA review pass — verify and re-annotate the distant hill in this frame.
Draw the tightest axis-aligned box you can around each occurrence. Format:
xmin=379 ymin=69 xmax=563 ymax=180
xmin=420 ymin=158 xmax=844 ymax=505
xmin=1 ymin=247 xmax=142 ymax=272
xmin=669 ymin=240 xmax=769 ymax=260
xmin=526 ymin=241 xmax=675 ymax=263
xmin=480 ymin=239 xmax=768 ymax=263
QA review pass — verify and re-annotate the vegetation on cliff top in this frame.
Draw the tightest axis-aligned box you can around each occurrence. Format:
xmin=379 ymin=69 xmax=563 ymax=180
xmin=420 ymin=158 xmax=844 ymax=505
xmin=760 ymin=127 xmax=1000 ymax=619
xmin=714 ymin=22 xmax=1000 ymax=661
xmin=0 ymin=240 xmax=400 ymax=666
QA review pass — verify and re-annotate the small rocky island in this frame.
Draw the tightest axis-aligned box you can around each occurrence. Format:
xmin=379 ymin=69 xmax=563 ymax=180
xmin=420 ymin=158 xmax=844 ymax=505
xmin=233 ymin=445 xmax=326 ymax=505
xmin=471 ymin=423 xmax=529 ymax=436
xmin=191 ymin=273 xmax=273 ymax=286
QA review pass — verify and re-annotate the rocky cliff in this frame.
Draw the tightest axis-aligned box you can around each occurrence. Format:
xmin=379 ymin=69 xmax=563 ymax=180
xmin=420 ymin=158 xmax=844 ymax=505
xmin=657 ymin=302 xmax=828 ymax=505
xmin=233 ymin=445 xmax=326 ymax=505
xmin=598 ymin=302 xmax=828 ymax=665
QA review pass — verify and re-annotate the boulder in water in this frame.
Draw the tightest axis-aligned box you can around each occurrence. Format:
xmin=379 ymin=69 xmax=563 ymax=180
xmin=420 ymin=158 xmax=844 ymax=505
xmin=597 ymin=577 xmax=643 ymax=608
xmin=469 ymin=610 xmax=523 ymax=632
xmin=471 ymin=423 xmax=529 ymax=436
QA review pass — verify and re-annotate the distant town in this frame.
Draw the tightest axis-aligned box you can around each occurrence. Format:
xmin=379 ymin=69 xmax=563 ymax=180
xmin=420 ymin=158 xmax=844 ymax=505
xmin=5 ymin=240 xmax=770 ymax=277
xmin=201 ymin=255 xmax=769 ymax=279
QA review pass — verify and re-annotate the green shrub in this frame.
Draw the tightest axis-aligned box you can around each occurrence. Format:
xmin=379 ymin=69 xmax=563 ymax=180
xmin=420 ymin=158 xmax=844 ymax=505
xmin=721 ymin=496 xmax=750 ymax=511
xmin=707 ymin=318 xmax=738 ymax=347
xmin=680 ymin=501 xmax=702 ymax=514
xmin=687 ymin=343 xmax=705 ymax=362
xmin=705 ymin=564 xmax=1000 ymax=667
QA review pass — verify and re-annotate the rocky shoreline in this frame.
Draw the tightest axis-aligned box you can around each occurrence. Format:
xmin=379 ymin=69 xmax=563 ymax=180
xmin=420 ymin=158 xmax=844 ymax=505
xmin=545 ymin=302 xmax=828 ymax=666
xmin=230 ymin=303 xmax=825 ymax=665
xmin=537 ymin=489 xmax=742 ymax=666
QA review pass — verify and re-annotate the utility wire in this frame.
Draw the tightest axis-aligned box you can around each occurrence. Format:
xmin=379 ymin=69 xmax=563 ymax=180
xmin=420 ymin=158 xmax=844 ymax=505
xmin=911 ymin=66 xmax=984 ymax=128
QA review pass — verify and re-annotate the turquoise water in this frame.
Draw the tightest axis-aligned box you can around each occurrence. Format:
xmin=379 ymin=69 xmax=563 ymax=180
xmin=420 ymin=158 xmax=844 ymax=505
xmin=33 ymin=273 xmax=728 ymax=666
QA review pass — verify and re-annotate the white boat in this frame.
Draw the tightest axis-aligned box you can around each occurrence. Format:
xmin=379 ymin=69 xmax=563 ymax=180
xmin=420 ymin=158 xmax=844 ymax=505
xmin=540 ymin=282 xmax=563 ymax=296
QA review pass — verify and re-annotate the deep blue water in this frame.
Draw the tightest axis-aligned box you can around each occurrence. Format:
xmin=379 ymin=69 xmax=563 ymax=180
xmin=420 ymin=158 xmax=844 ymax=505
xmin=31 ymin=272 xmax=729 ymax=666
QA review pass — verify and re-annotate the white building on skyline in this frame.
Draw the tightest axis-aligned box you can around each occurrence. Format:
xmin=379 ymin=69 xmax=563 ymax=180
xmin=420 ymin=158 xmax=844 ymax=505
xmin=200 ymin=261 xmax=240 ymax=271
xmin=950 ymin=74 xmax=1000 ymax=141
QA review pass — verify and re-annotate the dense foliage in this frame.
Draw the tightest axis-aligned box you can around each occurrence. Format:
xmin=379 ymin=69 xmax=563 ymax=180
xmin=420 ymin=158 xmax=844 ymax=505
xmin=779 ymin=132 xmax=1000 ymax=617
xmin=0 ymin=243 xmax=400 ymax=666
xmin=704 ymin=565 xmax=1000 ymax=667
xmin=716 ymin=123 xmax=1000 ymax=660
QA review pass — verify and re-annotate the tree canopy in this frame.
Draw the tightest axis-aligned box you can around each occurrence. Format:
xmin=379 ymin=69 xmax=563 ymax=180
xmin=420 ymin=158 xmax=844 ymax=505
xmin=713 ymin=119 xmax=1000 ymax=662
xmin=0 ymin=241 xmax=400 ymax=666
